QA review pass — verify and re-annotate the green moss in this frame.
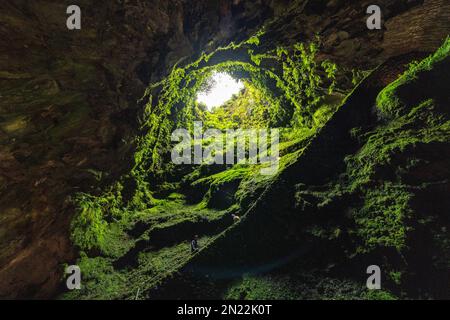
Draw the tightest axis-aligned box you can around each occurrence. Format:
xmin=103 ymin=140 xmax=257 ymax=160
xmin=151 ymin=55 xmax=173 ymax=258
xmin=143 ymin=198 xmax=227 ymax=228
xmin=100 ymin=222 xmax=135 ymax=259
xmin=190 ymin=167 xmax=251 ymax=209
xmin=61 ymin=254 xmax=127 ymax=300
xmin=193 ymin=166 xmax=251 ymax=187
xmin=331 ymin=40 xmax=450 ymax=294
xmin=346 ymin=98 xmax=449 ymax=194
xmin=278 ymin=127 xmax=315 ymax=155
xmin=377 ymin=37 xmax=450 ymax=118
xmin=389 ymin=271 xmax=403 ymax=285
xmin=62 ymin=235 xmax=217 ymax=300
xmin=364 ymin=290 xmax=397 ymax=300
xmin=345 ymin=98 xmax=449 ymax=253
xmin=70 ymin=182 xmax=127 ymax=252
xmin=134 ymin=35 xmax=340 ymax=180
xmin=354 ymin=182 xmax=412 ymax=252
xmin=70 ymin=194 xmax=109 ymax=251
xmin=224 ymin=274 xmax=390 ymax=300
xmin=224 ymin=275 xmax=301 ymax=300
xmin=276 ymin=41 xmax=337 ymax=127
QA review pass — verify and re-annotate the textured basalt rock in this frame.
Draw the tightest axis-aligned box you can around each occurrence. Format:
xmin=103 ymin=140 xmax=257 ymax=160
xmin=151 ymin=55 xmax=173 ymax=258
xmin=0 ymin=0 xmax=448 ymax=298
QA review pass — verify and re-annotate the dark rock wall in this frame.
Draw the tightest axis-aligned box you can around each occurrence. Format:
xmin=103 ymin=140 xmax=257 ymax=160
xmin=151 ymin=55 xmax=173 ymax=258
xmin=260 ymin=0 xmax=449 ymax=67
xmin=0 ymin=0 xmax=448 ymax=298
xmin=382 ymin=0 xmax=450 ymax=56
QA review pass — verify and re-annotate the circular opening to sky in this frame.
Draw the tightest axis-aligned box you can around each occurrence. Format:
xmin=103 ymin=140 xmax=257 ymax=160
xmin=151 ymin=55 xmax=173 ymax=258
xmin=197 ymin=72 xmax=244 ymax=111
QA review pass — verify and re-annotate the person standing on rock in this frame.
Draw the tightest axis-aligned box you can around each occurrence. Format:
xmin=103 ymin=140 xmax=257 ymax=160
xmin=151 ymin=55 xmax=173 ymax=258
xmin=191 ymin=235 xmax=199 ymax=253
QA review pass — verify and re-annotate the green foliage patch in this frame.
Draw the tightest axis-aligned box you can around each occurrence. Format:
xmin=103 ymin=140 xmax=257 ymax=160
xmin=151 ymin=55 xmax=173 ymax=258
xmin=377 ymin=37 xmax=450 ymax=118
xmin=224 ymin=274 xmax=397 ymax=300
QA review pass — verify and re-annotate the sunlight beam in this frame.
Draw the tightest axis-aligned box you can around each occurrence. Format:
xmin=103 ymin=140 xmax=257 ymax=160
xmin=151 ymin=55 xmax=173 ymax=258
xmin=196 ymin=72 xmax=244 ymax=110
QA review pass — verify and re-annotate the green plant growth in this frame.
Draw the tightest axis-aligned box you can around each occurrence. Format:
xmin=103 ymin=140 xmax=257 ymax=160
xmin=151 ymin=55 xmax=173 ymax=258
xmin=70 ymin=194 xmax=109 ymax=251
xmin=276 ymin=41 xmax=337 ymax=127
xmin=224 ymin=274 xmax=397 ymax=300
xmin=377 ymin=37 xmax=450 ymax=118
xmin=66 ymin=30 xmax=348 ymax=300
xmin=199 ymin=82 xmax=273 ymax=130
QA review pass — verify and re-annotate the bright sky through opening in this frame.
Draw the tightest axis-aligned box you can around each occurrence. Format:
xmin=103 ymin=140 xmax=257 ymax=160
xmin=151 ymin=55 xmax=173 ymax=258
xmin=197 ymin=72 xmax=244 ymax=110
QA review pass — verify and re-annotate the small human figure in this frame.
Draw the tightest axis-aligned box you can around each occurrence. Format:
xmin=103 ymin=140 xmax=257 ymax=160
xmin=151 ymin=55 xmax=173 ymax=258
xmin=191 ymin=235 xmax=199 ymax=253
xmin=232 ymin=214 xmax=241 ymax=223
